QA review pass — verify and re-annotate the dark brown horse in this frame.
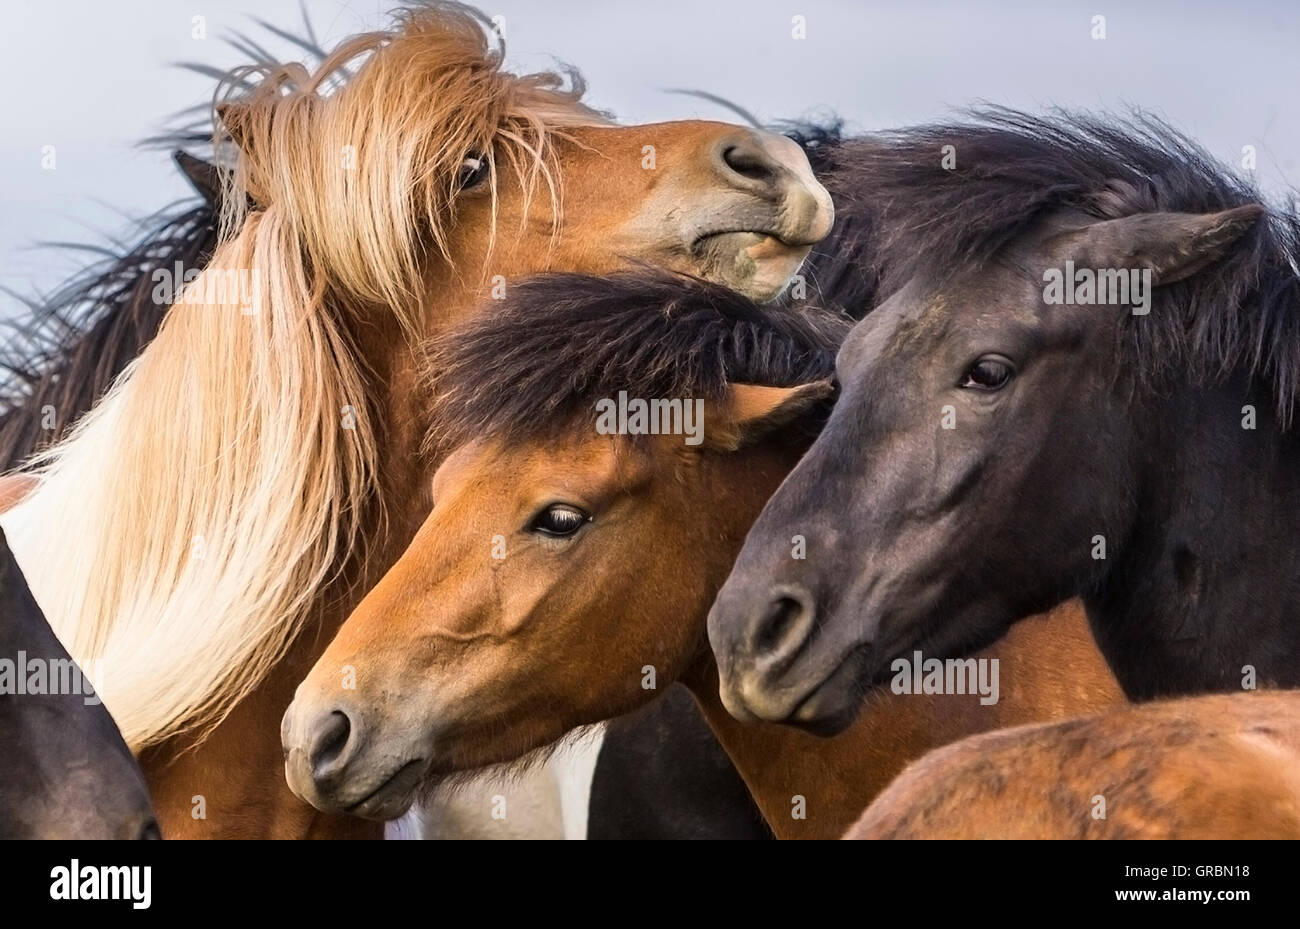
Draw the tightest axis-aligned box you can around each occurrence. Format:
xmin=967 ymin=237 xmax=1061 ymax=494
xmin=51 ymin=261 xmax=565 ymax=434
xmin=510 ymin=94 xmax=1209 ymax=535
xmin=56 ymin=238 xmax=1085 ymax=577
xmin=0 ymin=527 xmax=158 ymax=839
xmin=708 ymin=109 xmax=1298 ymax=731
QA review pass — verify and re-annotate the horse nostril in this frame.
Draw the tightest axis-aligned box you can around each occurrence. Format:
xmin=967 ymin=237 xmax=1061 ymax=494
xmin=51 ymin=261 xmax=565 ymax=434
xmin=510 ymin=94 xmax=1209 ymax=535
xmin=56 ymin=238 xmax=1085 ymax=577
xmin=136 ymin=817 xmax=162 ymax=840
xmin=719 ymin=139 xmax=779 ymax=186
xmin=756 ymin=596 xmax=804 ymax=653
xmin=308 ymin=710 xmax=355 ymax=779
xmin=748 ymin=587 xmax=817 ymax=667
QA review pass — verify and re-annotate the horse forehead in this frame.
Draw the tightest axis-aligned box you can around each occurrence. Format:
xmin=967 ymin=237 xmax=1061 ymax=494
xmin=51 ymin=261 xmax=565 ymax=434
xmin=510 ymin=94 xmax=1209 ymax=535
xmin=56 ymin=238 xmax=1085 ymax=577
xmin=497 ymin=437 xmax=622 ymax=486
xmin=841 ymin=287 xmax=948 ymax=376
xmin=429 ymin=440 xmax=500 ymax=500
xmin=899 ymin=264 xmax=1045 ymax=342
xmin=564 ymin=118 xmax=750 ymax=160
xmin=433 ymin=434 xmax=646 ymax=500
xmin=537 ymin=435 xmax=653 ymax=490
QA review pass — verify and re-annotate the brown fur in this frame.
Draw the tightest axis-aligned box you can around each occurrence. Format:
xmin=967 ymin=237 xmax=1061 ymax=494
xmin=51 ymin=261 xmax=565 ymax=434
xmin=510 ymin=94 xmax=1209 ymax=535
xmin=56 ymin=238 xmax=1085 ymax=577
xmin=847 ymin=690 xmax=1300 ymax=839
xmin=689 ymin=603 xmax=1122 ymax=838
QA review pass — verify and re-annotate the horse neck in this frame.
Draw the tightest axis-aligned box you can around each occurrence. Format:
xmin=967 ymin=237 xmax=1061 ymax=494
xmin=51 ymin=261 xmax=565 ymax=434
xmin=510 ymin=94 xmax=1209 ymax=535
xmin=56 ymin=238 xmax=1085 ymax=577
xmin=683 ymin=601 xmax=1122 ymax=839
xmin=1088 ymin=372 xmax=1300 ymax=697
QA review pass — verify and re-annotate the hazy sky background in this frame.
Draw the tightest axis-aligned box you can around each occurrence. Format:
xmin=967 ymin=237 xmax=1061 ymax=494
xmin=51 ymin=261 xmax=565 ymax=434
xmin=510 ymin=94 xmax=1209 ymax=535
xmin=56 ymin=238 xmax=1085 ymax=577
xmin=2 ymin=0 xmax=1299 ymax=317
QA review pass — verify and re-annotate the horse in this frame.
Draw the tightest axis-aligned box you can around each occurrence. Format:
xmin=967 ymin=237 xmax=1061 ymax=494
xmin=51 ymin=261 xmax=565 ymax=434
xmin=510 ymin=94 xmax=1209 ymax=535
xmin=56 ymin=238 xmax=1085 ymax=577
xmin=278 ymin=271 xmax=1123 ymax=837
xmin=706 ymin=108 xmax=1296 ymax=732
xmin=587 ymin=686 xmax=773 ymax=839
xmin=847 ymin=690 xmax=1300 ymax=839
xmin=0 ymin=527 xmax=159 ymax=839
xmin=0 ymin=2 xmax=832 ymax=838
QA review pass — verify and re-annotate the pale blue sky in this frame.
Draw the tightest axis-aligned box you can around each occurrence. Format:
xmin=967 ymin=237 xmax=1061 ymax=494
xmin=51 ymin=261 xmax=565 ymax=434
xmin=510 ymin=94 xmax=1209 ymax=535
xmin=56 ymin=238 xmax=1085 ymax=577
xmin=3 ymin=0 xmax=1299 ymax=313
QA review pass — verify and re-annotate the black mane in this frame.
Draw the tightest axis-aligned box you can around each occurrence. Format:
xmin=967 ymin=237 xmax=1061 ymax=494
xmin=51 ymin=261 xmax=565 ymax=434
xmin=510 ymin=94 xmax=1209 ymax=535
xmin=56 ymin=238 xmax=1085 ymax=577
xmin=426 ymin=270 xmax=849 ymax=449
xmin=0 ymin=203 xmax=219 ymax=469
xmin=795 ymin=107 xmax=1300 ymax=423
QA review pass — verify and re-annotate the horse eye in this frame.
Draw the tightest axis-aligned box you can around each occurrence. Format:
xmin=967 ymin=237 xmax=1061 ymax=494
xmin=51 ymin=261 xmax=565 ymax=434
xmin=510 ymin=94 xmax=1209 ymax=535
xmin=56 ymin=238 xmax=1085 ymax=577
xmin=960 ymin=358 xmax=1014 ymax=391
xmin=458 ymin=154 xmax=489 ymax=191
xmin=527 ymin=503 xmax=590 ymax=538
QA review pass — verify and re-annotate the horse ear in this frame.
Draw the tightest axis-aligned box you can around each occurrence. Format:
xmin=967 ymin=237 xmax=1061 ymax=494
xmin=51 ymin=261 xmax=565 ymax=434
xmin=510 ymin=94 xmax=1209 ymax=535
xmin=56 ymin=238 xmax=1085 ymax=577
xmin=173 ymin=151 xmax=222 ymax=208
xmin=216 ymin=102 xmax=251 ymax=150
xmin=1060 ymin=204 xmax=1264 ymax=286
xmin=706 ymin=380 xmax=835 ymax=451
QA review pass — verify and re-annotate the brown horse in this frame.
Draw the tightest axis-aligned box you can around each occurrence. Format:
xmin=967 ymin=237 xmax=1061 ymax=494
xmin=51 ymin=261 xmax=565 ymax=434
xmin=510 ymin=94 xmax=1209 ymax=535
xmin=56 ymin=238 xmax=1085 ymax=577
xmin=847 ymin=690 xmax=1300 ymax=839
xmin=281 ymin=272 xmax=1123 ymax=836
xmin=0 ymin=4 xmax=831 ymax=838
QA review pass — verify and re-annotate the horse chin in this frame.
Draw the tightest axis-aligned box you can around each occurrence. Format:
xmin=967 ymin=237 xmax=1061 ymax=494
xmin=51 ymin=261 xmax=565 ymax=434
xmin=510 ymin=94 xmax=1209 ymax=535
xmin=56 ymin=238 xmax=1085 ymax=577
xmin=786 ymin=651 xmax=874 ymax=735
xmin=719 ymin=639 xmax=871 ymax=736
xmin=692 ymin=230 xmax=813 ymax=302
xmin=341 ymin=758 xmax=432 ymax=822
xmin=282 ymin=745 xmax=432 ymax=822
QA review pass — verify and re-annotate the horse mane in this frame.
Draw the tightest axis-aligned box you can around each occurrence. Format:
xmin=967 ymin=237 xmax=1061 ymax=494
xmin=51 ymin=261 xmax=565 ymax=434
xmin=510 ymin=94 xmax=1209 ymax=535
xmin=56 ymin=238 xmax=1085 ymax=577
xmin=2 ymin=1 xmax=606 ymax=749
xmin=426 ymin=270 xmax=850 ymax=449
xmin=5 ymin=210 xmax=377 ymax=751
xmin=804 ymin=107 xmax=1300 ymax=425
xmin=213 ymin=0 xmax=608 ymax=326
xmin=0 ymin=6 xmax=327 ymax=473
xmin=0 ymin=203 xmax=218 ymax=470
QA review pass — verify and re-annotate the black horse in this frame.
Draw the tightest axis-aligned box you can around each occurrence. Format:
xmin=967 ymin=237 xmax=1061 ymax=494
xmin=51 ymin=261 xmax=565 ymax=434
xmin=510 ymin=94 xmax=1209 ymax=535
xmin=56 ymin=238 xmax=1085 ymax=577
xmin=709 ymin=108 xmax=1298 ymax=731
xmin=0 ymin=528 xmax=158 ymax=838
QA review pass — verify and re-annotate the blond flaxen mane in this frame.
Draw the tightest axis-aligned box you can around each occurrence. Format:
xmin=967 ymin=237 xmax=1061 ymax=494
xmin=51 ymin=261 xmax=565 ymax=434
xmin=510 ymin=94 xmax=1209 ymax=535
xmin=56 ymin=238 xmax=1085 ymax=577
xmin=0 ymin=2 xmax=603 ymax=749
xmin=215 ymin=1 xmax=608 ymax=325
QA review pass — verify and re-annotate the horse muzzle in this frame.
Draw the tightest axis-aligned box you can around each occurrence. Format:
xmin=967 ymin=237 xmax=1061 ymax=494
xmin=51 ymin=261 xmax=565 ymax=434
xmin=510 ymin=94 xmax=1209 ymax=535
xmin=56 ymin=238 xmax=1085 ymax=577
xmin=281 ymin=695 xmax=431 ymax=821
xmin=708 ymin=580 xmax=873 ymax=735
xmin=622 ymin=126 xmax=835 ymax=303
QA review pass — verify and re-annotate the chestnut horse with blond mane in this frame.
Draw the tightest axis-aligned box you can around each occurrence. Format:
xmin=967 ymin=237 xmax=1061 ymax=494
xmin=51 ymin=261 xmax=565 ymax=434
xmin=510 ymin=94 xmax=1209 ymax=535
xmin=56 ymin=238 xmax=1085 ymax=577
xmin=281 ymin=271 xmax=1123 ymax=835
xmin=0 ymin=2 xmax=831 ymax=838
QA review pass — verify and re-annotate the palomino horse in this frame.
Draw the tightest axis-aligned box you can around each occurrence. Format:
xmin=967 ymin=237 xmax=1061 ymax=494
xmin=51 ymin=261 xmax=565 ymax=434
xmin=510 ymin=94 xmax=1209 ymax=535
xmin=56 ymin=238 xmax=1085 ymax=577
xmin=0 ymin=3 xmax=831 ymax=838
xmin=708 ymin=109 xmax=1296 ymax=730
xmin=848 ymin=691 xmax=1300 ymax=839
xmin=0 ymin=524 xmax=158 ymax=838
xmin=280 ymin=271 xmax=1122 ymax=836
